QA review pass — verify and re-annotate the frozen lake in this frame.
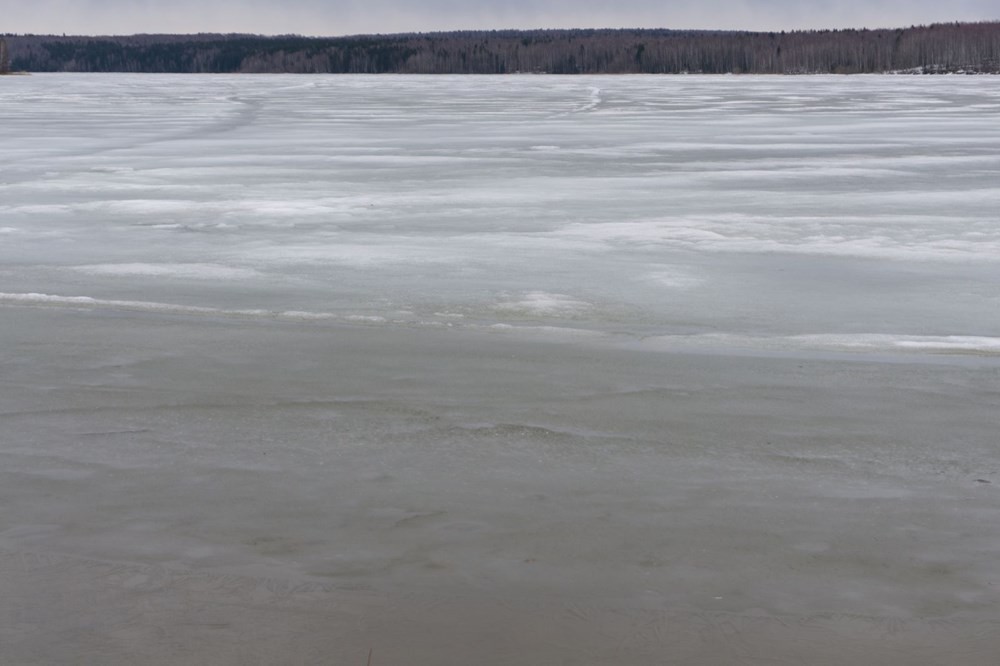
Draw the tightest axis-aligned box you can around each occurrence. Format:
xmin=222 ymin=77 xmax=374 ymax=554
xmin=2 ymin=74 xmax=1000 ymax=664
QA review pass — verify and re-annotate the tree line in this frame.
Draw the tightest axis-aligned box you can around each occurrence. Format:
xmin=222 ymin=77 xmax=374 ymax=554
xmin=0 ymin=37 xmax=11 ymax=74
xmin=2 ymin=22 xmax=998 ymax=74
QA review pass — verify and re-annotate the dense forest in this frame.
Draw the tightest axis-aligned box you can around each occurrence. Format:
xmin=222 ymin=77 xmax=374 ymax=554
xmin=2 ymin=22 xmax=999 ymax=74
xmin=0 ymin=37 xmax=11 ymax=73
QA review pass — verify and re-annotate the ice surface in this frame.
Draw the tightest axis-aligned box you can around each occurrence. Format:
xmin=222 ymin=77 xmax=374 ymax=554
xmin=2 ymin=74 xmax=1000 ymax=664
xmin=2 ymin=74 xmax=999 ymax=345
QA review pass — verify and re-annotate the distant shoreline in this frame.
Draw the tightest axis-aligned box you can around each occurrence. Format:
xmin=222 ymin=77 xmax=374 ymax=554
xmin=7 ymin=70 xmax=998 ymax=76
xmin=3 ymin=22 xmax=999 ymax=74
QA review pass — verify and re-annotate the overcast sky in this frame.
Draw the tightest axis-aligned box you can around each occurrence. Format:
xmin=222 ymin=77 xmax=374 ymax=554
xmin=5 ymin=0 xmax=998 ymax=36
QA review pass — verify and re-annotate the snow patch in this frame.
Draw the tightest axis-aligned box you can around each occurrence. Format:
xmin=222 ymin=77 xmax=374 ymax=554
xmin=72 ymin=263 xmax=262 ymax=280
xmin=493 ymin=291 xmax=593 ymax=317
xmin=640 ymin=332 xmax=1000 ymax=356
xmin=645 ymin=269 xmax=703 ymax=289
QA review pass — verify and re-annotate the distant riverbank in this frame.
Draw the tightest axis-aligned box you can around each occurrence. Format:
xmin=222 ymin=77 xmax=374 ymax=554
xmin=4 ymin=22 xmax=999 ymax=74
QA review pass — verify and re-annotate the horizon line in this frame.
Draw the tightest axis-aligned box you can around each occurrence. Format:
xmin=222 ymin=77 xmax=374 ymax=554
xmin=5 ymin=19 xmax=1000 ymax=40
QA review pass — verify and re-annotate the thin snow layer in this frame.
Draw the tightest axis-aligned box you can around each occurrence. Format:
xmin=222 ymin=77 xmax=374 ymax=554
xmin=0 ymin=292 xmax=270 ymax=317
xmin=547 ymin=214 xmax=1000 ymax=262
xmin=493 ymin=291 xmax=594 ymax=317
xmin=0 ymin=292 xmax=364 ymax=323
xmin=6 ymin=290 xmax=999 ymax=357
xmin=2 ymin=74 xmax=999 ymax=354
xmin=639 ymin=332 xmax=1000 ymax=356
xmin=72 ymin=263 xmax=261 ymax=280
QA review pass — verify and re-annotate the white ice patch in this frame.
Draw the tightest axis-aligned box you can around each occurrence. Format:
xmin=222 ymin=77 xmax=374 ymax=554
xmin=482 ymin=323 xmax=606 ymax=339
xmin=0 ymin=292 xmax=223 ymax=313
xmin=72 ymin=263 xmax=262 ymax=280
xmin=0 ymin=292 xmax=373 ymax=325
xmin=73 ymin=198 xmax=342 ymax=219
xmin=582 ymin=87 xmax=602 ymax=112
xmin=279 ymin=310 xmax=338 ymax=320
xmin=824 ymin=334 xmax=1000 ymax=353
xmin=799 ymin=334 xmax=1000 ymax=355
xmin=493 ymin=292 xmax=593 ymax=317
xmin=88 ymin=166 xmax=136 ymax=174
xmin=550 ymin=215 xmax=1000 ymax=263
xmin=81 ymin=200 xmax=198 ymax=215
xmin=640 ymin=332 xmax=1000 ymax=356
xmin=344 ymin=314 xmax=388 ymax=323
xmin=645 ymin=269 xmax=703 ymax=289
xmin=891 ymin=337 xmax=1000 ymax=352
xmin=0 ymin=205 xmax=73 ymax=216
xmin=215 ymin=199 xmax=343 ymax=218
xmin=238 ymin=242 xmax=456 ymax=267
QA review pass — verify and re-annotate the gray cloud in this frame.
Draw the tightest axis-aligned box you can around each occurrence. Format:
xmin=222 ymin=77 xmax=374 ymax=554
xmin=4 ymin=0 xmax=998 ymax=35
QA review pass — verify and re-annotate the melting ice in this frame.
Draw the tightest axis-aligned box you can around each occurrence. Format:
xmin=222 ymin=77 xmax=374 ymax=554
xmin=2 ymin=73 xmax=999 ymax=355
